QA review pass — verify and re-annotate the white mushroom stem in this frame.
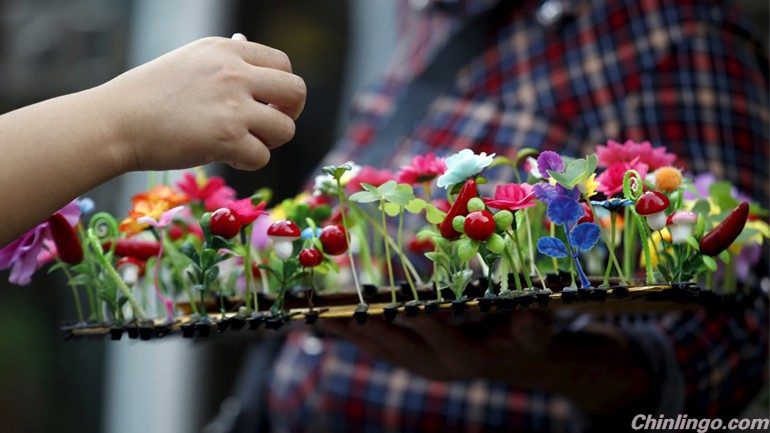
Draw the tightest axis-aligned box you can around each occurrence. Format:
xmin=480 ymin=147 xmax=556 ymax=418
xmin=120 ymin=264 xmax=140 ymax=286
xmin=645 ymin=211 xmax=667 ymax=232
xmin=669 ymin=223 xmax=694 ymax=244
xmin=273 ymin=240 xmax=294 ymax=260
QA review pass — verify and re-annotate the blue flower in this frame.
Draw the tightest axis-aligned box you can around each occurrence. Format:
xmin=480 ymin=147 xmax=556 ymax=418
xmin=301 ymin=227 xmax=322 ymax=240
xmin=546 ymin=196 xmax=584 ymax=227
xmin=436 ymin=149 xmax=495 ymax=189
xmin=76 ymin=197 xmax=95 ymax=215
xmin=590 ymin=198 xmax=633 ymax=213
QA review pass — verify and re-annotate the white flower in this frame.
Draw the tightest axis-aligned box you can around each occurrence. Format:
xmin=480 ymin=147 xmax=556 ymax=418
xmin=436 ymin=149 xmax=495 ymax=189
xmin=526 ymin=156 xmax=543 ymax=180
xmin=313 ymin=162 xmax=361 ymax=196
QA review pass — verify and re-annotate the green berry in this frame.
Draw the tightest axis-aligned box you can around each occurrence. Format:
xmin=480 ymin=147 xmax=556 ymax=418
xmin=494 ymin=210 xmax=513 ymax=231
xmin=485 ymin=233 xmax=506 ymax=254
xmin=452 ymin=215 xmax=466 ymax=233
xmin=467 ymin=197 xmax=485 ymax=212
xmin=457 ymin=239 xmax=478 ymax=262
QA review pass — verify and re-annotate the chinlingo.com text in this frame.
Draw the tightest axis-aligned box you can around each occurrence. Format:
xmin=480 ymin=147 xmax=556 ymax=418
xmin=631 ymin=414 xmax=770 ymax=432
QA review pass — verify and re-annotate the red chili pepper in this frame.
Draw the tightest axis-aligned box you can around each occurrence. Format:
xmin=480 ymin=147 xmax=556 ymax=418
xmin=103 ymin=238 xmax=161 ymax=260
xmin=47 ymin=213 xmax=83 ymax=265
xmin=439 ymin=177 xmax=478 ymax=240
xmin=699 ymin=201 xmax=749 ymax=256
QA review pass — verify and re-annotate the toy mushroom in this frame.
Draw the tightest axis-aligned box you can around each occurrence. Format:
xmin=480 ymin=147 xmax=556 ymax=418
xmin=667 ymin=211 xmax=697 ymax=244
xmin=635 ymin=191 xmax=670 ymax=231
xmin=116 ymin=256 xmax=146 ymax=287
xmin=267 ymin=219 xmax=301 ymax=260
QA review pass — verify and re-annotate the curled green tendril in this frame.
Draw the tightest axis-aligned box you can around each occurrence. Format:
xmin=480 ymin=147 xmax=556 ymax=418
xmin=88 ymin=212 xmax=119 ymax=240
xmin=623 ymin=170 xmax=643 ymax=201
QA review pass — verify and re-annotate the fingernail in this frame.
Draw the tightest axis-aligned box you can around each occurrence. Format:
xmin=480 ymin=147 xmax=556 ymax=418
xmin=231 ymin=33 xmax=247 ymax=41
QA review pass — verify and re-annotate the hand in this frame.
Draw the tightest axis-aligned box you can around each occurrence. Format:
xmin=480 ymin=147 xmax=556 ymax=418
xmin=319 ymin=311 xmax=652 ymax=415
xmin=95 ymin=34 xmax=306 ymax=172
xmin=320 ymin=311 xmax=553 ymax=382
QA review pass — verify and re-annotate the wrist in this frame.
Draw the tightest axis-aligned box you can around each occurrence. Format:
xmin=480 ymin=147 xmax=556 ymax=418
xmin=82 ymin=83 xmax=137 ymax=175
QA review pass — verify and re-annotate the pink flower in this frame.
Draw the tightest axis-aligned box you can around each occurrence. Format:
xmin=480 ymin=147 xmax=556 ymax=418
xmin=396 ymin=153 xmax=447 ymax=185
xmin=595 ymin=158 xmax=649 ymax=197
xmin=596 ymin=139 xmax=676 ymax=170
xmin=484 ymin=183 xmax=537 ymax=211
xmin=136 ymin=206 xmax=185 ymax=228
xmin=346 ymin=166 xmax=395 ymax=192
xmin=176 ymin=172 xmax=236 ymax=211
xmin=250 ymin=214 xmax=273 ymax=250
xmin=0 ymin=200 xmax=81 ymax=285
xmin=227 ymin=198 xmax=267 ymax=225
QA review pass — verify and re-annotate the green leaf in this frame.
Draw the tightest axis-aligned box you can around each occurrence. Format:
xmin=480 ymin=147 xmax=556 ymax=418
xmin=718 ymin=250 xmax=731 ymax=264
xmin=211 ymin=236 xmax=231 ymax=251
xmin=702 ymin=255 xmax=718 ymax=272
xmin=350 ymin=192 xmax=380 ymax=205
xmin=514 ymin=148 xmax=540 ymax=167
xmin=691 ymin=199 xmax=711 ymax=216
xmin=709 ymin=181 xmax=739 ymax=211
xmin=282 ymin=259 xmax=299 ymax=281
xmin=425 ymin=205 xmax=446 ymax=225
xmin=349 ymin=191 xmax=380 ymax=203
xmin=47 ymin=261 xmax=66 ymax=273
xmin=377 ymin=180 xmax=397 ymax=195
xmin=424 ymin=252 xmax=439 ymax=262
xmin=205 ymin=265 xmax=220 ymax=286
xmin=749 ymin=203 xmax=769 ymax=217
xmin=548 ymin=159 xmax=586 ymax=189
xmin=489 ymin=155 xmax=515 ymax=169
xmin=383 ymin=184 xmax=414 ymax=206
xmin=201 ymin=248 xmax=218 ymax=269
xmin=320 ymin=257 xmax=339 ymax=273
xmin=584 ymin=154 xmax=597 ymax=179
xmin=67 ymin=274 xmax=93 ymax=287
xmin=685 ymin=235 xmax=700 ymax=250
xmin=383 ymin=202 xmax=401 ymax=217
xmin=405 ymin=198 xmax=427 ymax=214
xmin=456 ymin=239 xmax=478 ymax=262
xmin=360 ymin=182 xmax=380 ymax=193
xmin=310 ymin=205 xmax=331 ymax=223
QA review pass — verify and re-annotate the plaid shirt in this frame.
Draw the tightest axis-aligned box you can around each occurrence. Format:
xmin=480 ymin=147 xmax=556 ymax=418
xmin=266 ymin=0 xmax=770 ymax=431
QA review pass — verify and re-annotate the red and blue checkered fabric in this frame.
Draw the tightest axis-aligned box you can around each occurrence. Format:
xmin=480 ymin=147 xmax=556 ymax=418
xmin=266 ymin=0 xmax=769 ymax=431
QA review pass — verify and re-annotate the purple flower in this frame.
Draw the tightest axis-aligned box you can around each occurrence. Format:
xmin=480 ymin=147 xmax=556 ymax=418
xmin=533 ymin=183 xmax=580 ymax=205
xmin=536 ymin=151 xmax=565 ymax=179
xmin=0 ymin=200 xmax=81 ymax=285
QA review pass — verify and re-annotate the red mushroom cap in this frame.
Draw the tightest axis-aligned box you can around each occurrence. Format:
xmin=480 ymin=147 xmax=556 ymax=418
xmin=667 ymin=210 xmax=697 ymax=226
xmin=635 ymin=191 xmax=670 ymax=216
xmin=267 ymin=219 xmax=301 ymax=240
xmin=116 ymin=256 xmax=146 ymax=277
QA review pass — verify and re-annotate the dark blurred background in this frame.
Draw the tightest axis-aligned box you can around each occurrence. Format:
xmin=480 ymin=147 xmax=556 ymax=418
xmin=0 ymin=1 xmax=766 ymax=432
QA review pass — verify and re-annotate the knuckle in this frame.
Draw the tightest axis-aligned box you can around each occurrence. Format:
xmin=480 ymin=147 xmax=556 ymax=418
xmin=279 ymin=115 xmax=296 ymax=143
xmin=290 ymin=74 xmax=307 ymax=103
xmin=273 ymin=49 xmax=292 ymax=72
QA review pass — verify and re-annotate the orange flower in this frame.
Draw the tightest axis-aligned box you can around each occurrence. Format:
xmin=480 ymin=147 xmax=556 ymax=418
xmin=138 ymin=185 xmax=189 ymax=208
xmin=654 ymin=166 xmax=683 ymax=193
xmin=119 ymin=186 xmax=189 ymax=236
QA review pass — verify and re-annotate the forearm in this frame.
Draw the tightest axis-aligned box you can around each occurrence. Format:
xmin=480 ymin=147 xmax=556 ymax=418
xmin=0 ymin=86 xmax=127 ymax=245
